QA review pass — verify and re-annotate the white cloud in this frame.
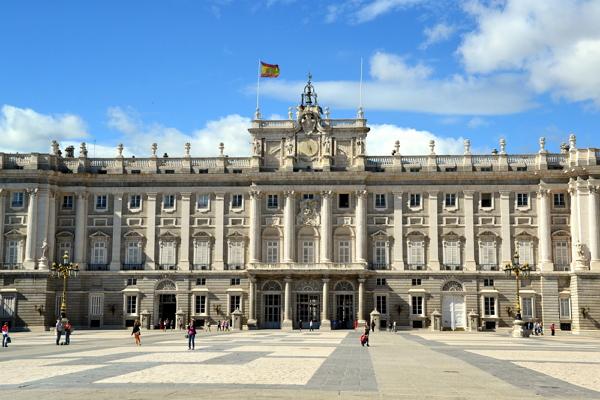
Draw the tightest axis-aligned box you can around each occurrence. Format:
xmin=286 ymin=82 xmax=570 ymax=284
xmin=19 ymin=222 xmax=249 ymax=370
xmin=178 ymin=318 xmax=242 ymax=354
xmin=259 ymin=51 xmax=534 ymax=115
xmin=0 ymin=105 xmax=88 ymax=153
xmin=420 ymin=22 xmax=455 ymax=49
xmin=367 ymin=124 xmax=465 ymax=155
xmin=466 ymin=117 xmax=488 ymax=129
xmin=354 ymin=0 xmax=422 ymax=23
xmin=459 ymin=0 xmax=600 ymax=105
xmin=106 ymin=107 xmax=252 ymax=157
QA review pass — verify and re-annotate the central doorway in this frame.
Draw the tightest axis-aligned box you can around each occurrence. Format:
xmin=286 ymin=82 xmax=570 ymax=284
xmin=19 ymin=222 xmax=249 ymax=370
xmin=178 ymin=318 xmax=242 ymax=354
xmin=335 ymin=294 xmax=354 ymax=329
xmin=263 ymin=294 xmax=281 ymax=329
xmin=158 ymin=293 xmax=177 ymax=327
xmin=442 ymin=294 xmax=466 ymax=330
xmin=296 ymin=294 xmax=320 ymax=329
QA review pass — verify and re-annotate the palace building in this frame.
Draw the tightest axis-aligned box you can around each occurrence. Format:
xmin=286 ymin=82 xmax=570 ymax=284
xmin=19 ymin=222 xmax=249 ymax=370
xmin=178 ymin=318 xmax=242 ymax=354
xmin=1 ymin=79 xmax=599 ymax=333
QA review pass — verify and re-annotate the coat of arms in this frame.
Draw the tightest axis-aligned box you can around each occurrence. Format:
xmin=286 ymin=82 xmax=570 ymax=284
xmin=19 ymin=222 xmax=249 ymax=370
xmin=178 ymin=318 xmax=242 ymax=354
xmin=298 ymin=199 xmax=320 ymax=226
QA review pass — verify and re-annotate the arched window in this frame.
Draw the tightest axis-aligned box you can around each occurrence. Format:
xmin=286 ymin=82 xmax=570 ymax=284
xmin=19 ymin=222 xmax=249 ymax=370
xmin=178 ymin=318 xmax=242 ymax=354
xmin=262 ymin=280 xmax=282 ymax=291
xmin=441 ymin=281 xmax=463 ymax=292
xmin=334 ymin=281 xmax=354 ymax=292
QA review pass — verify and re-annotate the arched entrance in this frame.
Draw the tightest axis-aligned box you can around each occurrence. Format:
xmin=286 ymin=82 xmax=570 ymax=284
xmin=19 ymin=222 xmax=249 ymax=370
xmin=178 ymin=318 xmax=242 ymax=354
xmin=261 ymin=280 xmax=282 ymax=329
xmin=441 ymin=281 xmax=466 ymax=330
xmin=155 ymin=279 xmax=177 ymax=328
xmin=334 ymin=280 xmax=355 ymax=329
xmin=295 ymin=280 xmax=321 ymax=329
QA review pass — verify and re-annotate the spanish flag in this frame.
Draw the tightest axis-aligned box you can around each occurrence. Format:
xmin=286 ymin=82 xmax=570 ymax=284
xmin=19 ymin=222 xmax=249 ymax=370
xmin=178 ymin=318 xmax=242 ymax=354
xmin=260 ymin=61 xmax=280 ymax=78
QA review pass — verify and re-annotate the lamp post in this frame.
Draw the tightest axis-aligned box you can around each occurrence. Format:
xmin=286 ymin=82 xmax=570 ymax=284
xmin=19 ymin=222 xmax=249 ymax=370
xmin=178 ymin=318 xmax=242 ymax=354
xmin=504 ymin=251 xmax=531 ymax=337
xmin=51 ymin=252 xmax=79 ymax=320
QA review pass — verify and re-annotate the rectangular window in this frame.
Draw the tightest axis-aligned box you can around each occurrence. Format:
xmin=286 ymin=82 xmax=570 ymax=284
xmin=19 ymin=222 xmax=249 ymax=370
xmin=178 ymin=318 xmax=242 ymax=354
xmin=444 ymin=193 xmax=456 ymax=208
xmin=266 ymin=194 xmax=279 ymax=209
xmin=62 ymin=195 xmax=74 ymax=210
xmin=193 ymin=241 xmax=210 ymax=266
xmin=517 ymin=240 xmax=534 ymax=265
xmin=408 ymin=241 xmax=425 ymax=265
xmin=303 ymin=193 xmax=314 ymax=200
xmin=302 ymin=241 xmax=315 ymax=263
xmin=229 ymin=295 xmax=241 ymax=314
xmin=195 ymin=295 xmax=207 ymax=314
xmin=375 ymin=194 xmax=386 ymax=209
xmin=163 ymin=194 xmax=175 ymax=209
xmin=266 ymin=240 xmax=279 ymax=263
xmin=126 ymin=295 xmax=137 ymax=315
xmin=228 ymin=241 xmax=244 ymax=266
xmin=159 ymin=241 xmax=176 ymax=265
xmin=521 ymin=297 xmax=533 ymax=319
xmin=374 ymin=241 xmax=387 ymax=265
xmin=517 ymin=193 xmax=529 ymax=207
xmin=95 ymin=195 xmax=108 ymax=210
xmin=376 ymin=295 xmax=388 ymax=314
xmin=126 ymin=241 xmax=142 ymax=264
xmin=553 ymin=193 xmax=565 ymax=208
xmin=230 ymin=278 xmax=241 ymax=286
xmin=11 ymin=192 xmax=24 ymax=208
xmin=480 ymin=193 xmax=492 ymax=208
xmin=483 ymin=278 xmax=494 ymax=287
xmin=409 ymin=193 xmax=421 ymax=208
xmin=91 ymin=241 xmax=107 ymax=264
xmin=443 ymin=241 xmax=460 ymax=266
xmin=197 ymin=194 xmax=210 ymax=210
xmin=89 ymin=294 xmax=103 ymax=316
xmin=196 ymin=278 xmax=206 ymax=286
xmin=553 ymin=240 xmax=570 ymax=267
xmin=480 ymin=241 xmax=497 ymax=266
xmin=58 ymin=241 xmax=71 ymax=263
xmin=411 ymin=278 xmax=421 ymax=286
xmin=338 ymin=193 xmax=350 ymax=208
xmin=411 ymin=296 xmax=423 ymax=315
xmin=484 ymin=297 xmax=496 ymax=317
xmin=126 ymin=278 xmax=137 ymax=286
xmin=376 ymin=278 xmax=387 ymax=286
xmin=5 ymin=240 xmax=21 ymax=265
xmin=231 ymin=194 xmax=243 ymax=209
xmin=559 ymin=298 xmax=571 ymax=319
xmin=129 ymin=195 xmax=141 ymax=209
xmin=338 ymin=240 xmax=351 ymax=263
xmin=0 ymin=294 xmax=16 ymax=318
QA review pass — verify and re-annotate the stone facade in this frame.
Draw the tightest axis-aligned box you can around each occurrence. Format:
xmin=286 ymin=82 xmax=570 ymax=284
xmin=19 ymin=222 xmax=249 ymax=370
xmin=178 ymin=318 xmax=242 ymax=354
xmin=1 ymin=80 xmax=600 ymax=333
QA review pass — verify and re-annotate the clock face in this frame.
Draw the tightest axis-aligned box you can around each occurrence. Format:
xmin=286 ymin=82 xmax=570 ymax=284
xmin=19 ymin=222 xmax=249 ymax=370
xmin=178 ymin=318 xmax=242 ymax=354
xmin=298 ymin=139 xmax=318 ymax=157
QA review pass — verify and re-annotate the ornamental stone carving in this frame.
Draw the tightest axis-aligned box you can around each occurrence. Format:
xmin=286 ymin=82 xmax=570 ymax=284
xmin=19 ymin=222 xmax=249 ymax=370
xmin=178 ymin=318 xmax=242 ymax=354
xmin=297 ymin=198 xmax=320 ymax=226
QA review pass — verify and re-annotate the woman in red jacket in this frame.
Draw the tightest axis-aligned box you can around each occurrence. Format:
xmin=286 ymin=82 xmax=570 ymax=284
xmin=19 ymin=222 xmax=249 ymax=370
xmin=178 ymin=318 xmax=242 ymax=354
xmin=1 ymin=322 xmax=9 ymax=347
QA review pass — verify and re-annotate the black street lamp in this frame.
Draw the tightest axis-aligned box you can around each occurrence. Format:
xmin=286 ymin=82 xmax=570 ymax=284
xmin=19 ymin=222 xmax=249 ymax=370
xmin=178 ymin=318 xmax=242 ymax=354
xmin=504 ymin=251 xmax=531 ymax=321
xmin=51 ymin=252 xmax=79 ymax=320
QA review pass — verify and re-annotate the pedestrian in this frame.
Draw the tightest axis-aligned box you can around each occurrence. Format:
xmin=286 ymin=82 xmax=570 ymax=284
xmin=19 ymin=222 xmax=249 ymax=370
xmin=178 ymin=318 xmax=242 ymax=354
xmin=309 ymin=319 xmax=314 ymax=332
xmin=370 ymin=320 xmax=375 ymax=332
xmin=171 ymin=319 xmax=175 ymax=330
xmin=55 ymin=319 xmax=64 ymax=345
xmin=217 ymin=320 xmax=221 ymax=332
xmin=64 ymin=320 xmax=72 ymax=345
xmin=159 ymin=319 xmax=164 ymax=331
xmin=2 ymin=322 xmax=9 ymax=348
xmin=539 ymin=322 xmax=544 ymax=335
xmin=393 ymin=321 xmax=397 ymax=333
xmin=299 ymin=319 xmax=303 ymax=332
xmin=187 ymin=320 xmax=197 ymax=350
xmin=550 ymin=323 xmax=556 ymax=336
xmin=131 ymin=319 xmax=142 ymax=346
xmin=206 ymin=321 xmax=211 ymax=332
xmin=164 ymin=318 xmax=169 ymax=331
xmin=225 ymin=320 xmax=230 ymax=331
xmin=362 ymin=323 xmax=370 ymax=347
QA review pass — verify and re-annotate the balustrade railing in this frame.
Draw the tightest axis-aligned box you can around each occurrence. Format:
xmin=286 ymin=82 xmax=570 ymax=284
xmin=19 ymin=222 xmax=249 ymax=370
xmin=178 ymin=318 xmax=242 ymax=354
xmin=0 ymin=263 xmax=23 ymax=270
xmin=192 ymin=264 xmax=211 ymax=270
xmin=404 ymin=264 xmax=425 ymax=271
xmin=248 ymin=262 xmax=365 ymax=270
xmin=441 ymin=264 xmax=463 ymax=271
xmin=369 ymin=262 xmax=390 ymax=270
xmin=121 ymin=263 xmax=144 ymax=271
xmin=88 ymin=263 xmax=110 ymax=271
xmin=554 ymin=264 xmax=570 ymax=272
xmin=477 ymin=264 xmax=499 ymax=271
xmin=157 ymin=264 xmax=178 ymax=271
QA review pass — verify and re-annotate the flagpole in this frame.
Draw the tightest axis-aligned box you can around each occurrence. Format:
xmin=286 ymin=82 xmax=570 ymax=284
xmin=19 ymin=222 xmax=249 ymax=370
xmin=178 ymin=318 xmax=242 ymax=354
xmin=256 ymin=60 xmax=261 ymax=118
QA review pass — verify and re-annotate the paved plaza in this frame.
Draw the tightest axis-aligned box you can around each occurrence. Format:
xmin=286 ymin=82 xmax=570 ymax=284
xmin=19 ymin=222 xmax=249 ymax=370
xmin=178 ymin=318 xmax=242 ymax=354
xmin=1 ymin=329 xmax=599 ymax=399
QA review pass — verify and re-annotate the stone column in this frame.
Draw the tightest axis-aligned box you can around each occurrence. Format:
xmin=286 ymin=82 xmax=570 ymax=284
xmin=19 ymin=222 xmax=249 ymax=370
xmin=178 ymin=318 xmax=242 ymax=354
xmin=110 ymin=193 xmax=123 ymax=271
xmin=180 ymin=192 xmax=191 ymax=271
xmin=500 ymin=190 xmax=512 ymax=264
xmin=46 ymin=190 xmax=57 ymax=266
xmin=588 ymin=183 xmax=600 ymax=270
xmin=463 ymin=190 xmax=476 ymax=271
xmin=74 ymin=192 xmax=87 ymax=268
xmin=0 ymin=190 xmax=6 ymax=263
xmin=357 ymin=278 xmax=366 ymax=324
xmin=35 ymin=188 xmax=50 ymax=266
xmin=282 ymin=277 xmax=293 ymax=330
xmin=392 ymin=192 xmax=404 ymax=270
xmin=145 ymin=193 xmax=157 ymax=270
xmin=569 ymin=180 xmax=578 ymax=271
xmin=428 ymin=191 xmax=440 ymax=269
xmin=248 ymin=278 xmax=257 ymax=328
xmin=214 ymin=193 xmax=225 ymax=270
xmin=320 ymin=191 xmax=332 ymax=263
xmin=24 ymin=189 xmax=38 ymax=268
xmin=355 ymin=190 xmax=367 ymax=263
xmin=537 ymin=187 xmax=553 ymax=271
xmin=283 ymin=191 xmax=295 ymax=263
xmin=249 ymin=189 xmax=262 ymax=263
xmin=321 ymin=278 xmax=331 ymax=329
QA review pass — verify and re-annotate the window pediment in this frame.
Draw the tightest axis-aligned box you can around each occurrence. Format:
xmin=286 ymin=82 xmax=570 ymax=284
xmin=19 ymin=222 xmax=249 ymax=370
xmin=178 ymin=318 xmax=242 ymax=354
xmin=89 ymin=231 xmax=110 ymax=240
xmin=3 ymin=229 xmax=24 ymax=239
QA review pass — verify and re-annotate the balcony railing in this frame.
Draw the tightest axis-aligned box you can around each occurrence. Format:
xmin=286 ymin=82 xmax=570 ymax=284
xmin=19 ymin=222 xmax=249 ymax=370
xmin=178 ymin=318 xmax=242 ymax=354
xmin=369 ymin=262 xmax=390 ymax=270
xmin=404 ymin=264 xmax=425 ymax=271
xmin=121 ymin=263 xmax=144 ymax=271
xmin=88 ymin=263 xmax=109 ymax=271
xmin=157 ymin=264 xmax=178 ymax=271
xmin=248 ymin=262 xmax=365 ymax=271
xmin=477 ymin=264 xmax=499 ymax=271
xmin=554 ymin=265 xmax=570 ymax=272
xmin=441 ymin=264 xmax=463 ymax=271
xmin=0 ymin=263 xmax=23 ymax=270
xmin=191 ymin=264 xmax=211 ymax=270
xmin=224 ymin=264 xmax=245 ymax=270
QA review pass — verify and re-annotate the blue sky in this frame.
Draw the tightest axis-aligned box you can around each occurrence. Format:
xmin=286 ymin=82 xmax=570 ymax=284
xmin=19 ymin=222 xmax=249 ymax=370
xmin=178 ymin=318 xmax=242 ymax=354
xmin=1 ymin=0 xmax=599 ymax=157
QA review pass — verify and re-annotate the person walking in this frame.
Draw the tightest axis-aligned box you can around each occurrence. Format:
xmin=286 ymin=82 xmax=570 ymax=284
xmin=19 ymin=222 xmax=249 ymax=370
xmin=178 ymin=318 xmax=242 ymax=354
xmin=55 ymin=319 xmax=64 ymax=345
xmin=217 ymin=320 xmax=221 ymax=332
xmin=370 ymin=320 xmax=375 ymax=332
xmin=393 ymin=321 xmax=397 ymax=333
xmin=361 ymin=323 xmax=370 ymax=347
xmin=1 ymin=322 xmax=9 ymax=347
xmin=187 ymin=320 xmax=197 ymax=350
xmin=206 ymin=321 xmax=211 ymax=332
xmin=164 ymin=318 xmax=170 ymax=331
xmin=298 ymin=319 xmax=303 ymax=333
xmin=550 ymin=322 xmax=556 ymax=336
xmin=131 ymin=319 xmax=142 ymax=346
xmin=309 ymin=319 xmax=314 ymax=332
xmin=64 ymin=320 xmax=72 ymax=345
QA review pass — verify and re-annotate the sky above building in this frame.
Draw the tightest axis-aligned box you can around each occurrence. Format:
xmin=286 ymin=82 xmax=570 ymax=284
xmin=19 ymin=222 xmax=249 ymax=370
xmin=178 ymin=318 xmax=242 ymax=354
xmin=1 ymin=0 xmax=599 ymax=157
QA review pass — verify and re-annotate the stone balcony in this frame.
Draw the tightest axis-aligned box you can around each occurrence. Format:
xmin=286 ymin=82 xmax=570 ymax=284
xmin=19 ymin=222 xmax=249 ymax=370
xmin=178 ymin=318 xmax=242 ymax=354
xmin=247 ymin=262 xmax=366 ymax=271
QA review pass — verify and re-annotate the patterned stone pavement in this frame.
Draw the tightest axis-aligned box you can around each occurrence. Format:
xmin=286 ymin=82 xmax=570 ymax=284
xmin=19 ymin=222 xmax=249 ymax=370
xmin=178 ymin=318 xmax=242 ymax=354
xmin=1 ymin=328 xmax=599 ymax=399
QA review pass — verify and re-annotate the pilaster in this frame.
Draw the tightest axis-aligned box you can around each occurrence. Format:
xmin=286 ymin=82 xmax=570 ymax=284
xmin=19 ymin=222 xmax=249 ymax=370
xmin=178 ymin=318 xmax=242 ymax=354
xmin=588 ymin=182 xmax=600 ymax=271
xmin=180 ymin=192 xmax=191 ymax=271
xmin=282 ymin=277 xmax=293 ymax=330
xmin=247 ymin=278 xmax=257 ymax=328
xmin=320 ymin=191 xmax=332 ymax=263
xmin=24 ymin=188 xmax=38 ymax=269
xmin=249 ymin=188 xmax=262 ymax=263
xmin=355 ymin=190 xmax=367 ymax=263
xmin=357 ymin=277 xmax=366 ymax=325
xmin=463 ymin=190 xmax=476 ymax=271
xmin=499 ymin=190 xmax=512 ymax=265
xmin=110 ymin=193 xmax=123 ymax=271
xmin=145 ymin=193 xmax=157 ymax=270
xmin=321 ymin=278 xmax=331 ymax=329
xmin=74 ymin=192 xmax=88 ymax=268
xmin=537 ymin=186 xmax=553 ymax=271
xmin=283 ymin=191 xmax=295 ymax=263
xmin=213 ymin=193 xmax=225 ymax=270
xmin=46 ymin=190 xmax=57 ymax=267
xmin=392 ymin=192 xmax=404 ymax=270
xmin=427 ymin=191 xmax=440 ymax=269
xmin=35 ymin=187 xmax=50 ymax=268
xmin=0 ymin=190 xmax=6 ymax=263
